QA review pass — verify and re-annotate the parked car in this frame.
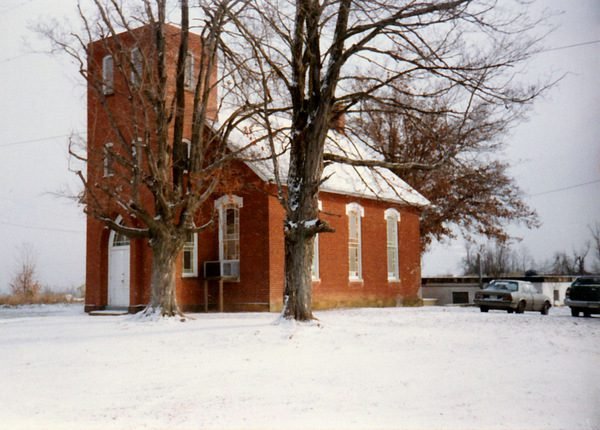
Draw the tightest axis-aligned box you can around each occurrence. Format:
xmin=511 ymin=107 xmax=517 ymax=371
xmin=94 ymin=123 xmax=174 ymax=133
xmin=474 ymin=280 xmax=551 ymax=315
xmin=565 ymin=277 xmax=600 ymax=317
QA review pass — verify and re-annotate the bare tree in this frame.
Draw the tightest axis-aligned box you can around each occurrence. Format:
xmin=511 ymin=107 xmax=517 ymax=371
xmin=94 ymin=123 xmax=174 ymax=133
xmin=349 ymin=94 xmax=539 ymax=249
xmin=41 ymin=0 xmax=257 ymax=317
xmin=462 ymin=241 xmax=535 ymax=277
xmin=589 ymin=222 xmax=600 ymax=273
xmin=41 ymin=0 xmax=551 ymax=320
xmin=221 ymin=0 xmax=551 ymax=320
xmin=547 ymin=245 xmax=590 ymax=276
xmin=9 ymin=243 xmax=42 ymax=301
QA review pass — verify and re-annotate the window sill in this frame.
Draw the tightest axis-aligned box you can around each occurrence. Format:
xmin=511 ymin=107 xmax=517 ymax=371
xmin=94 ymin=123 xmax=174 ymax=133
xmin=388 ymin=278 xmax=401 ymax=283
xmin=182 ymin=273 xmax=198 ymax=278
xmin=349 ymin=278 xmax=364 ymax=284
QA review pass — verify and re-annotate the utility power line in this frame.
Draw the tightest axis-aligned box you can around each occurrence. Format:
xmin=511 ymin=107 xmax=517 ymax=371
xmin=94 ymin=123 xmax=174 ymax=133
xmin=0 ymin=35 xmax=596 ymax=145
xmin=530 ymin=179 xmax=600 ymax=197
xmin=0 ymin=133 xmax=85 ymax=149
xmin=0 ymin=0 xmax=35 ymax=15
xmin=0 ymin=220 xmax=84 ymax=235
xmin=539 ymin=39 xmax=600 ymax=53
xmin=0 ymin=53 xmax=35 ymax=64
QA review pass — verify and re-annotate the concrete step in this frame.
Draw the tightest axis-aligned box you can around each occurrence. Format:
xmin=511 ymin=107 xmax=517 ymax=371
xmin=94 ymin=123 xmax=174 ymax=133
xmin=89 ymin=310 xmax=128 ymax=316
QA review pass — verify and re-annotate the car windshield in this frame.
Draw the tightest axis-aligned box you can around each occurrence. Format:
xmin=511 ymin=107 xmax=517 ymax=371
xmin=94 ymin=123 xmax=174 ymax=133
xmin=573 ymin=277 xmax=600 ymax=286
xmin=486 ymin=281 xmax=518 ymax=292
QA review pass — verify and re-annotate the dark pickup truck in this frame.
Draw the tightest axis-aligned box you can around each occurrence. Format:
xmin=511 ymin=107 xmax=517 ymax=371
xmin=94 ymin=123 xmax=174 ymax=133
xmin=565 ymin=277 xmax=600 ymax=317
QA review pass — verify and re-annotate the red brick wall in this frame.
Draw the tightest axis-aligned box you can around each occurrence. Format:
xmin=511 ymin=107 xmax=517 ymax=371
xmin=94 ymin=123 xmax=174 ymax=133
xmin=267 ymin=190 xmax=286 ymax=311
xmin=257 ymin=188 xmax=423 ymax=312
xmin=84 ymin=25 xmax=424 ymax=314
xmin=84 ymin=24 xmax=222 ymax=312
xmin=398 ymin=208 xmax=422 ymax=300
xmin=173 ymin=163 xmax=274 ymax=312
xmin=310 ymin=192 xmax=422 ymax=309
xmin=86 ymin=167 xmax=424 ymax=312
xmin=84 ymin=217 xmax=107 ymax=312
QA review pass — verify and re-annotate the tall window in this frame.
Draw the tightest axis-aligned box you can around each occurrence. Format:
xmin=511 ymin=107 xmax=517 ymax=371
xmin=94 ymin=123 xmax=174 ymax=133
xmin=346 ymin=203 xmax=364 ymax=280
xmin=215 ymin=195 xmax=243 ymax=262
xmin=182 ymin=138 xmax=191 ymax=172
xmin=103 ymin=143 xmax=114 ymax=177
xmin=112 ymin=230 xmax=130 ymax=247
xmin=311 ymin=200 xmax=322 ymax=281
xmin=130 ymin=47 xmax=142 ymax=86
xmin=311 ymin=234 xmax=319 ymax=281
xmin=385 ymin=209 xmax=400 ymax=281
xmin=184 ymin=52 xmax=194 ymax=89
xmin=182 ymin=232 xmax=198 ymax=277
xmin=110 ymin=216 xmax=130 ymax=246
xmin=132 ymin=138 xmax=143 ymax=168
xmin=102 ymin=55 xmax=114 ymax=95
xmin=222 ymin=206 xmax=240 ymax=260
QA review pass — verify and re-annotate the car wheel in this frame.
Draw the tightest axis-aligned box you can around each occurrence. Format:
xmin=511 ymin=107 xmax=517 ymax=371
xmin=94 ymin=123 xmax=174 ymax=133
xmin=507 ymin=309 xmax=514 ymax=314
xmin=583 ymin=311 xmax=591 ymax=318
xmin=516 ymin=301 xmax=526 ymax=314
xmin=571 ymin=308 xmax=579 ymax=317
xmin=540 ymin=302 xmax=550 ymax=315
xmin=480 ymin=307 xmax=489 ymax=313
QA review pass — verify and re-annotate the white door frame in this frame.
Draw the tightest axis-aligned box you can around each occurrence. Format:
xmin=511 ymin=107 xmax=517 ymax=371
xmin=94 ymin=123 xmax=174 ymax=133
xmin=108 ymin=219 xmax=130 ymax=308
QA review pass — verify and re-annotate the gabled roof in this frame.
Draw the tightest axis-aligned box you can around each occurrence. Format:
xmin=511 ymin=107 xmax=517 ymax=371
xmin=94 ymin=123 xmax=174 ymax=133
xmin=223 ymin=119 xmax=430 ymax=208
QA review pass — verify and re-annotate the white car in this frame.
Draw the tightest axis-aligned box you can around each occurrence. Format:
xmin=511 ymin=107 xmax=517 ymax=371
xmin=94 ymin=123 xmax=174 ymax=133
xmin=474 ymin=280 xmax=551 ymax=315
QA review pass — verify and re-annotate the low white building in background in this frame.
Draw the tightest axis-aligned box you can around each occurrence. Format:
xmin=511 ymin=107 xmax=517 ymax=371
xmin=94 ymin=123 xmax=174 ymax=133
xmin=421 ymin=276 xmax=576 ymax=306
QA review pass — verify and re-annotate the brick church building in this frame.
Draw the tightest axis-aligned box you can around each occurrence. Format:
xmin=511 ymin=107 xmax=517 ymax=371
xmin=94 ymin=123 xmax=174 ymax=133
xmin=84 ymin=24 xmax=429 ymax=314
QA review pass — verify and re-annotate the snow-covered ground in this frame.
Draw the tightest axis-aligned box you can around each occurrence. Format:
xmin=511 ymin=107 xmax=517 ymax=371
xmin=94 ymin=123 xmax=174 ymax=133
xmin=0 ymin=304 xmax=598 ymax=430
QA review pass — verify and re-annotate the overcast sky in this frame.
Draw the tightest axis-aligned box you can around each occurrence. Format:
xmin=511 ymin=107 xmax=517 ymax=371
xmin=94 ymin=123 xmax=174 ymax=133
xmin=0 ymin=0 xmax=598 ymax=292
xmin=422 ymin=0 xmax=600 ymax=274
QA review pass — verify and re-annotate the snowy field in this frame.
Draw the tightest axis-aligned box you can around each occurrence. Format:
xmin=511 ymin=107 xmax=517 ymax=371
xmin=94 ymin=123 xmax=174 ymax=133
xmin=0 ymin=304 xmax=598 ymax=430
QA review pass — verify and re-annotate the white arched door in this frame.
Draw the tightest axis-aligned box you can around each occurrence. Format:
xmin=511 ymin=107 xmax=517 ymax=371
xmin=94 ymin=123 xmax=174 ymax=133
xmin=108 ymin=227 xmax=130 ymax=308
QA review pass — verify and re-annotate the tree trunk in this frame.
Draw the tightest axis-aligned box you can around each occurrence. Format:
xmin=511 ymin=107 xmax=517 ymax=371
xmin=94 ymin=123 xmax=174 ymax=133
xmin=282 ymin=142 xmax=323 ymax=320
xmin=283 ymin=230 xmax=315 ymax=321
xmin=282 ymin=121 xmax=328 ymax=321
xmin=146 ymin=235 xmax=184 ymax=317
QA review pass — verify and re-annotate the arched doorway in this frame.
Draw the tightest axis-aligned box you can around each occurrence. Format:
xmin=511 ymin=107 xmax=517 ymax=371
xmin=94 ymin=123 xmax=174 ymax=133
xmin=108 ymin=220 xmax=130 ymax=308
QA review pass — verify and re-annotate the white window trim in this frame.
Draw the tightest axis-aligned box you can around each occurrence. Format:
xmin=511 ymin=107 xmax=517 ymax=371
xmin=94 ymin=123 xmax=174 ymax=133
xmin=184 ymin=52 xmax=194 ymax=89
xmin=103 ymin=142 xmax=114 ymax=177
xmin=130 ymin=47 xmax=142 ymax=86
xmin=182 ymin=232 xmax=198 ymax=277
xmin=182 ymin=138 xmax=191 ymax=172
xmin=102 ymin=55 xmax=114 ymax=95
xmin=346 ymin=202 xmax=364 ymax=281
xmin=384 ymin=208 xmax=401 ymax=282
xmin=311 ymin=233 xmax=320 ymax=281
xmin=109 ymin=215 xmax=130 ymax=247
xmin=132 ymin=137 xmax=143 ymax=167
xmin=215 ymin=195 xmax=243 ymax=262
xmin=311 ymin=200 xmax=323 ymax=281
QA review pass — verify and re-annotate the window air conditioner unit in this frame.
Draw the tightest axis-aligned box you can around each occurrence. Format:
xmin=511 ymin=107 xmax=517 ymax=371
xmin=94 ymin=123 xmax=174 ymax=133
xmin=204 ymin=260 xmax=240 ymax=280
